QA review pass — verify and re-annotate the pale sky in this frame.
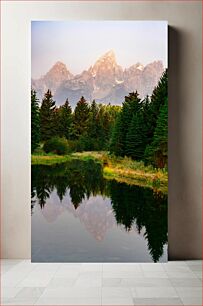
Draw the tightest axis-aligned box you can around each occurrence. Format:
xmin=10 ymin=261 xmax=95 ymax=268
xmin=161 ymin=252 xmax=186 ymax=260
xmin=31 ymin=21 xmax=168 ymax=79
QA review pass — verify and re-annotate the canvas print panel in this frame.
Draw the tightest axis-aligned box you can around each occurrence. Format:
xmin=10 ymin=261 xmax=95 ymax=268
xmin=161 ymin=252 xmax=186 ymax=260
xmin=31 ymin=21 xmax=168 ymax=262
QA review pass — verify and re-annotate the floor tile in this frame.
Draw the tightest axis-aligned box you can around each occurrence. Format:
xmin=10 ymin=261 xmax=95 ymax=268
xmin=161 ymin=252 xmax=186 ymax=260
xmin=133 ymin=297 xmax=183 ymax=305
xmin=54 ymin=267 xmax=80 ymax=278
xmin=1 ymin=299 xmax=10 ymax=305
xmin=2 ymin=287 xmax=22 ymax=299
xmin=102 ymin=287 xmax=132 ymax=298
xmin=170 ymin=277 xmax=202 ymax=287
xmin=189 ymin=264 xmax=202 ymax=272
xmin=164 ymin=265 xmax=192 ymax=272
xmin=47 ymin=277 xmax=76 ymax=288
xmin=1 ymin=265 xmax=15 ymax=274
xmin=186 ymin=260 xmax=202 ymax=266
xmin=193 ymin=271 xmax=202 ymax=279
xmin=2 ymin=263 xmax=37 ymax=287
xmin=2 ymin=296 xmax=39 ymax=305
xmin=140 ymin=263 xmax=165 ymax=272
xmin=180 ymin=296 xmax=202 ymax=305
xmin=41 ymin=286 xmax=101 ymax=298
xmin=134 ymin=287 xmax=178 ymax=298
xmin=15 ymin=287 xmax=45 ymax=298
xmin=164 ymin=261 xmax=187 ymax=266
xmin=78 ymin=271 xmax=102 ymax=279
xmin=32 ymin=263 xmax=60 ymax=272
xmin=166 ymin=271 xmax=197 ymax=278
xmin=103 ymin=263 xmax=142 ymax=273
xmin=17 ymin=272 xmax=56 ymax=287
xmin=103 ymin=270 xmax=143 ymax=278
xmin=123 ymin=277 xmax=172 ymax=287
xmin=143 ymin=271 xmax=168 ymax=278
xmin=175 ymin=287 xmax=202 ymax=298
xmin=102 ymin=278 xmax=123 ymax=287
xmin=102 ymin=297 xmax=134 ymax=305
xmin=35 ymin=297 xmax=102 ymax=305
xmin=74 ymin=277 xmax=102 ymax=287
xmin=81 ymin=263 xmax=102 ymax=272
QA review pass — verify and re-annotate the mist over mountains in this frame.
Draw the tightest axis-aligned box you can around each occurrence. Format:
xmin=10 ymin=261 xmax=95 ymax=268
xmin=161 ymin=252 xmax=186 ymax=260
xmin=32 ymin=50 xmax=164 ymax=107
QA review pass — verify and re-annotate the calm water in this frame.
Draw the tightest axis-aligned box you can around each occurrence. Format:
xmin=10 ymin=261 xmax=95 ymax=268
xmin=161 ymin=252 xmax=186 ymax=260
xmin=31 ymin=159 xmax=168 ymax=262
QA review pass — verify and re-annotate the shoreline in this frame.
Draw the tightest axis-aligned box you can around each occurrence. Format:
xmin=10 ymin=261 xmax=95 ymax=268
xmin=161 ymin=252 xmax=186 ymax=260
xmin=31 ymin=152 xmax=168 ymax=194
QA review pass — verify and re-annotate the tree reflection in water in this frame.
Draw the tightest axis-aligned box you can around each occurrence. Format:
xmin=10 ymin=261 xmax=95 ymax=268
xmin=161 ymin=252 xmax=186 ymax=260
xmin=31 ymin=158 xmax=167 ymax=262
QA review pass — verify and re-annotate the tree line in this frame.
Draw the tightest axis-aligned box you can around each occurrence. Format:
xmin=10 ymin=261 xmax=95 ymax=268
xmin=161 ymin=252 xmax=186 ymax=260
xmin=110 ymin=70 xmax=168 ymax=168
xmin=31 ymin=90 xmax=120 ymax=153
xmin=31 ymin=69 xmax=167 ymax=168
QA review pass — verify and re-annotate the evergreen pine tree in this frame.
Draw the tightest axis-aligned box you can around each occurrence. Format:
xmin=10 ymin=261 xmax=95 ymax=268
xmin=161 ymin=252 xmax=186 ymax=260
xmin=126 ymin=95 xmax=151 ymax=160
xmin=143 ymin=70 xmax=168 ymax=166
xmin=97 ymin=105 xmax=111 ymax=149
xmin=40 ymin=90 xmax=56 ymax=141
xmin=147 ymin=69 xmax=168 ymax=143
xmin=145 ymin=98 xmax=168 ymax=168
xmin=57 ymin=98 xmax=72 ymax=139
xmin=126 ymin=112 xmax=146 ymax=160
xmin=72 ymin=96 xmax=90 ymax=138
xmin=110 ymin=91 xmax=141 ymax=156
xmin=109 ymin=113 xmax=123 ymax=156
xmin=88 ymin=100 xmax=99 ymax=139
xmin=121 ymin=91 xmax=141 ymax=155
xmin=31 ymin=89 xmax=40 ymax=153
xmin=80 ymin=100 xmax=100 ymax=150
xmin=142 ymin=95 xmax=151 ymax=132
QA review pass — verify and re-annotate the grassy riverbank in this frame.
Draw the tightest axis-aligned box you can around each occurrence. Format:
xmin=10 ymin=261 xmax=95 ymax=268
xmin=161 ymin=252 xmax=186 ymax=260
xmin=31 ymin=151 xmax=168 ymax=193
xmin=31 ymin=154 xmax=71 ymax=165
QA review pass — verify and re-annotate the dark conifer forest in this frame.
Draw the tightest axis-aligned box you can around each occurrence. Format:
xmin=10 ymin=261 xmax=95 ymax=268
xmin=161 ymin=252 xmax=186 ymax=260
xmin=31 ymin=70 xmax=168 ymax=169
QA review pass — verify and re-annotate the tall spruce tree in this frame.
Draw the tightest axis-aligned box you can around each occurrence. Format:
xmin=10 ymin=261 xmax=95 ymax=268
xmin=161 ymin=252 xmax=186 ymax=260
xmin=126 ymin=112 xmax=146 ymax=160
xmin=105 ymin=104 xmax=121 ymax=150
xmin=145 ymin=98 xmax=168 ymax=168
xmin=40 ymin=90 xmax=56 ymax=141
xmin=86 ymin=102 xmax=121 ymax=151
xmin=97 ymin=105 xmax=111 ymax=149
xmin=80 ymin=100 xmax=100 ymax=150
xmin=57 ymin=98 xmax=72 ymax=139
xmin=31 ymin=89 xmax=40 ymax=153
xmin=147 ymin=69 xmax=168 ymax=143
xmin=88 ymin=100 xmax=99 ymax=139
xmin=140 ymin=95 xmax=152 ymax=152
xmin=110 ymin=91 xmax=141 ymax=156
xmin=126 ymin=95 xmax=151 ymax=160
xmin=144 ymin=70 xmax=168 ymax=165
xmin=72 ymin=96 xmax=90 ymax=138
xmin=109 ymin=113 xmax=123 ymax=155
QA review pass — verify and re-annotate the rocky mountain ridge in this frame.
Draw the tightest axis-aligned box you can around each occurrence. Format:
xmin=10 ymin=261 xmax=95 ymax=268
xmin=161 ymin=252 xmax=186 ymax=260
xmin=32 ymin=50 xmax=164 ymax=107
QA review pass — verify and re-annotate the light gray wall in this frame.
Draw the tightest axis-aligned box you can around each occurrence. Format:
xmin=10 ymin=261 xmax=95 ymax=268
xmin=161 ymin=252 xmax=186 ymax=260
xmin=1 ymin=1 xmax=202 ymax=259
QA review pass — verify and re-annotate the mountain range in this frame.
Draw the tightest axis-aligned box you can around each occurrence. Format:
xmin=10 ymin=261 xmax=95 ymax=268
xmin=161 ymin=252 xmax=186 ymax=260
xmin=32 ymin=50 xmax=164 ymax=107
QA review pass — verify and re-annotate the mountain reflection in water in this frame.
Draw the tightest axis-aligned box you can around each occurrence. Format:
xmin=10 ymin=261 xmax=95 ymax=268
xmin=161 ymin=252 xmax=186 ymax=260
xmin=31 ymin=159 xmax=168 ymax=262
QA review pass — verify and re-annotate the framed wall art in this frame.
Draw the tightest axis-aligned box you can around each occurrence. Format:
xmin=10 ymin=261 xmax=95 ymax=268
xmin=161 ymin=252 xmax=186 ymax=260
xmin=31 ymin=20 xmax=168 ymax=262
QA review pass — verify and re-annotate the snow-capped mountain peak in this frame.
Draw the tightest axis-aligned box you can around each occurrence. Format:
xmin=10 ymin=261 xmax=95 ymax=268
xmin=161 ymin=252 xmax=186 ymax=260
xmin=32 ymin=51 xmax=164 ymax=107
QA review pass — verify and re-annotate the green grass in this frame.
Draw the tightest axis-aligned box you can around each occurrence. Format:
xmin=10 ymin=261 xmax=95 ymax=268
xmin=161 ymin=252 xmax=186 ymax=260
xmin=31 ymin=151 xmax=99 ymax=165
xmin=73 ymin=152 xmax=168 ymax=193
xmin=31 ymin=151 xmax=168 ymax=193
xmin=31 ymin=154 xmax=72 ymax=165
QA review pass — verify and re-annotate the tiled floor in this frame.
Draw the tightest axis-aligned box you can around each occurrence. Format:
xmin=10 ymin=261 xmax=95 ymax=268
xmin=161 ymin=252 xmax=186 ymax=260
xmin=1 ymin=260 xmax=202 ymax=305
